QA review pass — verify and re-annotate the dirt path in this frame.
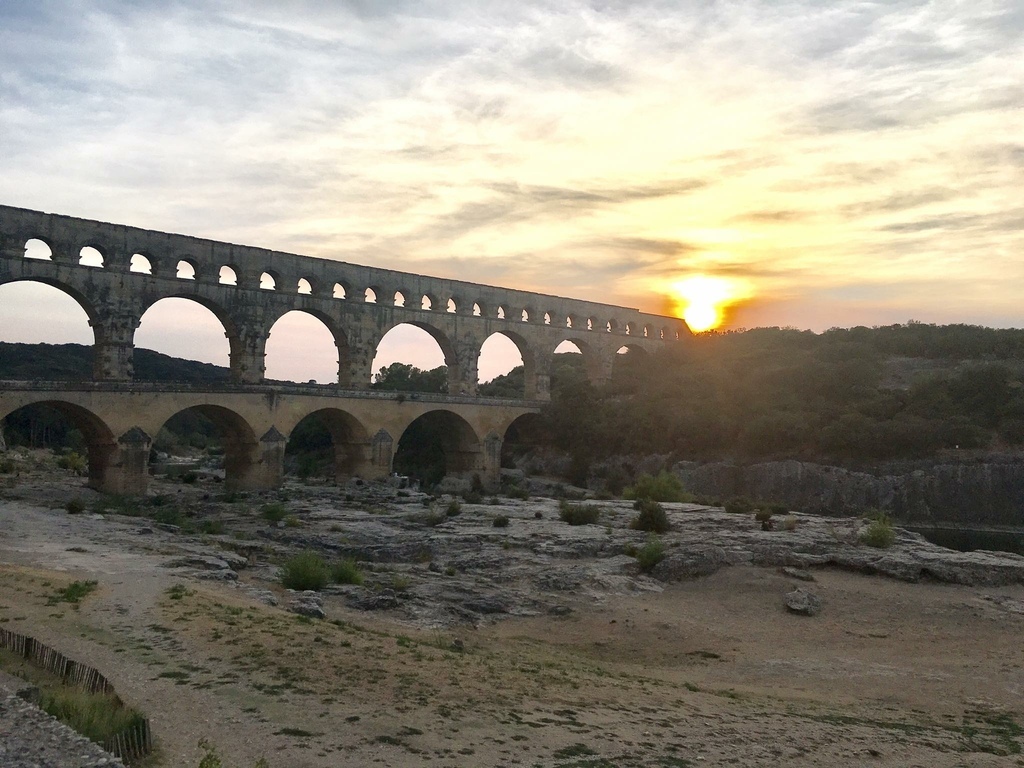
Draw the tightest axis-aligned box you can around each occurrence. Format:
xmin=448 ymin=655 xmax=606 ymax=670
xmin=1 ymin=477 xmax=1023 ymax=767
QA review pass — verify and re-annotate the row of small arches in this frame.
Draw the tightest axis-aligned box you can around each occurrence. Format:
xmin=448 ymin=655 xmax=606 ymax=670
xmin=21 ymin=238 xmax=677 ymax=339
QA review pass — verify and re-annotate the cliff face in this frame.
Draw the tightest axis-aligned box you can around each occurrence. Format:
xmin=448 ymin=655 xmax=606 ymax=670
xmin=673 ymin=459 xmax=1024 ymax=526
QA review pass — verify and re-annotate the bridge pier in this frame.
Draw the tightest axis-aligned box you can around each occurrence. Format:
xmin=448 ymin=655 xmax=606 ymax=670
xmin=93 ymin=427 xmax=152 ymax=495
xmin=226 ymin=427 xmax=287 ymax=491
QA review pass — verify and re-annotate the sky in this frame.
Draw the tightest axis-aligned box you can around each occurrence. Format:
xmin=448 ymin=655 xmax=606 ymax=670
xmin=1 ymin=0 xmax=1022 ymax=382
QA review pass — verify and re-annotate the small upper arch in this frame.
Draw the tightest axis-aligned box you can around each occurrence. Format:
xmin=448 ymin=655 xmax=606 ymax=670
xmin=446 ymin=297 xmax=458 ymax=314
xmin=364 ymin=286 xmax=380 ymax=303
xmin=129 ymin=253 xmax=153 ymax=274
xmin=472 ymin=301 xmax=485 ymax=317
xmin=297 ymin=277 xmax=315 ymax=295
xmin=176 ymin=258 xmax=198 ymax=280
xmin=420 ymin=293 xmax=437 ymax=311
xmin=333 ymin=282 xmax=348 ymax=299
xmin=260 ymin=271 xmax=279 ymax=290
xmin=78 ymin=245 xmax=105 ymax=268
xmin=393 ymin=289 xmax=408 ymax=307
xmin=219 ymin=265 xmax=239 ymax=285
xmin=23 ymin=237 xmax=53 ymax=261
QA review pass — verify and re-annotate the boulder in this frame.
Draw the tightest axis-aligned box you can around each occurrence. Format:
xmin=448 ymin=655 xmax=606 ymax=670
xmin=781 ymin=566 xmax=815 ymax=582
xmin=784 ymin=588 xmax=822 ymax=616
xmin=288 ymin=590 xmax=325 ymax=619
xmin=651 ymin=546 xmax=727 ymax=581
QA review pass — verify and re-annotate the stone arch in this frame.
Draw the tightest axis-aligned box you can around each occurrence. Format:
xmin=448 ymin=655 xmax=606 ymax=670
xmin=297 ymin=277 xmax=314 ymax=295
xmin=446 ymin=297 xmax=458 ymax=314
xmin=421 ymin=293 xmax=436 ymax=311
xmin=264 ymin=308 xmax=350 ymax=385
xmin=130 ymin=253 xmax=153 ymax=274
xmin=371 ymin=320 xmax=461 ymax=391
xmin=260 ymin=271 xmax=279 ymax=290
xmin=0 ymin=399 xmax=117 ymax=491
xmin=78 ymin=245 xmax=105 ymax=268
xmin=0 ymin=276 xmax=99 ymax=329
xmin=543 ymin=311 xmax=553 ymax=326
xmin=501 ymin=412 xmax=544 ymax=469
xmin=393 ymin=289 xmax=408 ymax=307
xmin=135 ymin=295 xmax=237 ymax=375
xmin=219 ymin=265 xmax=239 ymax=285
xmin=497 ymin=304 xmax=508 ymax=320
xmin=284 ymin=408 xmax=371 ymax=480
xmin=394 ymin=409 xmax=482 ymax=488
xmin=521 ymin=307 xmax=532 ymax=323
xmin=333 ymin=282 xmax=348 ymax=299
xmin=472 ymin=301 xmax=485 ymax=317
xmin=23 ymin=237 xmax=53 ymax=261
xmin=613 ymin=343 xmax=649 ymax=381
xmin=477 ymin=330 xmax=536 ymax=399
xmin=606 ymin=319 xmax=617 ymax=333
xmin=151 ymin=404 xmax=261 ymax=491
xmin=364 ymin=286 xmax=379 ymax=303
xmin=552 ymin=337 xmax=606 ymax=385
xmin=176 ymin=258 xmax=198 ymax=280
xmin=643 ymin=323 xmax=653 ymax=338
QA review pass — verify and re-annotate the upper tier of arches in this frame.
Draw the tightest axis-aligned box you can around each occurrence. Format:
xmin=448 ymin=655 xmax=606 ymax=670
xmin=0 ymin=205 xmax=688 ymax=398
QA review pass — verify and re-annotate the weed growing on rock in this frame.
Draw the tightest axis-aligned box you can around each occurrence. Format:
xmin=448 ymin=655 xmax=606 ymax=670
xmin=781 ymin=514 xmax=799 ymax=531
xmin=635 ymin=538 xmax=665 ymax=572
xmin=280 ymin=551 xmax=330 ymax=591
xmin=261 ymin=503 xmax=287 ymax=523
xmin=65 ymin=498 xmax=85 ymax=515
xmin=861 ymin=515 xmax=896 ymax=548
xmin=493 ymin=515 xmax=510 ymax=528
xmin=630 ymin=498 xmax=670 ymax=533
xmin=624 ymin=471 xmax=691 ymax=502
xmin=558 ymin=500 xmax=601 ymax=526
xmin=446 ymin=499 xmax=462 ymax=517
xmin=331 ymin=558 xmax=363 ymax=585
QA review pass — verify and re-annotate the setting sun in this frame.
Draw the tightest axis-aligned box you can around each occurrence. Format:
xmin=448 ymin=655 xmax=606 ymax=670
xmin=670 ymin=275 xmax=748 ymax=332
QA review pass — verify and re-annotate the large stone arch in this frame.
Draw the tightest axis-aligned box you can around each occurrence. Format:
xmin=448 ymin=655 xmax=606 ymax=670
xmin=477 ymin=329 xmax=538 ymax=399
xmin=151 ymin=404 xmax=269 ymax=491
xmin=0 ymin=275 xmax=100 ymax=328
xmin=284 ymin=407 xmax=372 ymax=480
xmin=135 ymin=293 xmax=244 ymax=379
xmin=551 ymin=336 xmax=609 ymax=385
xmin=0 ymin=399 xmax=119 ymax=491
xmin=265 ymin=307 xmax=351 ymax=385
xmin=393 ymin=409 xmax=482 ymax=488
xmin=372 ymin=320 xmax=463 ymax=392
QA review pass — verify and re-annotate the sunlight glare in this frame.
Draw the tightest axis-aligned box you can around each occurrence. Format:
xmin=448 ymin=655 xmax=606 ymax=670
xmin=670 ymin=275 xmax=748 ymax=332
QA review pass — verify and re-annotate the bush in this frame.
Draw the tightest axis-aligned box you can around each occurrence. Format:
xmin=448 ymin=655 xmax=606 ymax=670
xmin=754 ymin=508 xmax=773 ymax=523
xmin=181 ymin=471 xmax=198 ymax=485
xmin=635 ymin=538 xmax=665 ymax=572
xmin=505 ymin=486 xmax=529 ymax=500
xmin=446 ymin=499 xmax=462 ymax=517
xmin=630 ymin=498 xmax=670 ymax=533
xmin=624 ymin=471 xmax=691 ymax=502
xmin=198 ymin=519 xmax=225 ymax=535
xmin=492 ymin=515 xmax=510 ymax=528
xmin=462 ymin=490 xmax=483 ymax=504
xmin=65 ymin=498 xmax=86 ymax=515
xmin=558 ymin=500 xmax=601 ymax=525
xmin=56 ymin=452 xmax=87 ymax=475
xmin=261 ymin=503 xmax=287 ymax=523
xmin=724 ymin=496 xmax=754 ymax=515
xmin=0 ymin=458 xmax=16 ymax=474
xmin=280 ymin=551 xmax=330 ymax=591
xmin=331 ymin=558 xmax=363 ymax=585
xmin=861 ymin=515 xmax=896 ymax=548
xmin=781 ymin=514 xmax=799 ymax=531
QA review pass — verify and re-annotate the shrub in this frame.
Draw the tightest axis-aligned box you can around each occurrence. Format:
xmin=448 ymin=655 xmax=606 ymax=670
xmin=767 ymin=503 xmax=789 ymax=515
xmin=181 ymin=471 xmax=198 ymax=485
xmin=630 ymin=498 xmax=670 ymax=533
xmin=0 ymin=458 xmax=16 ymax=474
xmin=462 ymin=490 xmax=483 ymax=504
xmin=446 ymin=499 xmax=462 ymax=517
xmin=534 ymin=510 xmax=543 ymax=519
xmin=47 ymin=580 xmax=98 ymax=605
xmin=492 ymin=515 xmax=510 ymax=528
xmin=558 ymin=500 xmax=601 ymax=526
xmin=331 ymin=558 xmax=363 ymax=585
xmin=724 ymin=496 xmax=754 ymax=515
xmin=283 ymin=515 xmax=303 ymax=528
xmin=199 ymin=519 xmax=225 ymax=535
xmin=280 ymin=551 xmax=330 ymax=591
xmin=635 ymin=538 xmax=665 ymax=572
xmin=56 ymin=452 xmax=87 ymax=475
xmin=754 ymin=508 xmax=773 ymax=523
xmin=624 ymin=471 xmax=690 ymax=502
xmin=261 ymin=503 xmax=287 ymax=523
xmin=861 ymin=515 xmax=896 ymax=548
xmin=505 ymin=486 xmax=529 ymax=500
xmin=781 ymin=514 xmax=799 ymax=531
xmin=65 ymin=498 xmax=86 ymax=515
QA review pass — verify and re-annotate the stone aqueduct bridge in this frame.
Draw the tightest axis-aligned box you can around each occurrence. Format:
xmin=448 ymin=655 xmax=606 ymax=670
xmin=0 ymin=205 xmax=688 ymax=494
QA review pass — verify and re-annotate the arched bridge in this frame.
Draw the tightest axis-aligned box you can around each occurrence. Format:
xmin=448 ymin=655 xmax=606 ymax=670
xmin=0 ymin=205 xmax=689 ymax=494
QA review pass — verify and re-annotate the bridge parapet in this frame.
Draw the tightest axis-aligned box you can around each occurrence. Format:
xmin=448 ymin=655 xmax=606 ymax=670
xmin=0 ymin=204 xmax=688 ymax=399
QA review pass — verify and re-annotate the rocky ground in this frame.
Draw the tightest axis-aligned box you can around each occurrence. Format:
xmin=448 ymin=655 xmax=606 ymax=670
xmin=1 ymin=456 xmax=1024 ymax=766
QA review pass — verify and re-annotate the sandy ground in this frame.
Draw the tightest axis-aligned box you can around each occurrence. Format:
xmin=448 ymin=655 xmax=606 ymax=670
xmin=1 ymin=474 xmax=1023 ymax=767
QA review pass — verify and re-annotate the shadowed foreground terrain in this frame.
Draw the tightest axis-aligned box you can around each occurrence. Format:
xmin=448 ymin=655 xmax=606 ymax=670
xmin=0 ymin=460 xmax=1022 ymax=766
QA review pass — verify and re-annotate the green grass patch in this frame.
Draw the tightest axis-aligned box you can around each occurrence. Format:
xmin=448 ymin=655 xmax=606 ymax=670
xmin=47 ymin=580 xmax=98 ymax=606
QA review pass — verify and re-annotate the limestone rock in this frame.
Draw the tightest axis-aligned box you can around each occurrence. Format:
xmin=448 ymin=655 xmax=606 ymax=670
xmin=784 ymin=588 xmax=822 ymax=616
xmin=781 ymin=566 xmax=815 ymax=582
xmin=288 ymin=590 xmax=326 ymax=619
xmin=651 ymin=546 xmax=727 ymax=581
